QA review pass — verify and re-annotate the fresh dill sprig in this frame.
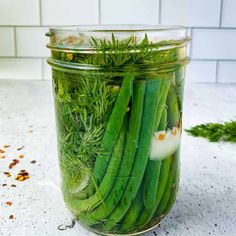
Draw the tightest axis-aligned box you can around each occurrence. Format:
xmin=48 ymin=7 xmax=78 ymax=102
xmin=185 ymin=120 xmax=236 ymax=142
xmin=53 ymin=70 xmax=117 ymax=189
xmin=58 ymin=33 xmax=179 ymax=68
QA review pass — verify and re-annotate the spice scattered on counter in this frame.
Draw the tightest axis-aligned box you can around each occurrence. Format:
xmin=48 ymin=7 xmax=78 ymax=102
xmin=9 ymin=159 xmax=20 ymax=169
xmin=28 ymin=129 xmax=33 ymax=133
xmin=3 ymin=172 xmax=11 ymax=177
xmin=58 ymin=219 xmax=76 ymax=231
xmin=15 ymin=170 xmax=30 ymax=181
xmin=0 ymin=143 xmax=36 ymax=221
xmin=17 ymin=146 xmax=24 ymax=151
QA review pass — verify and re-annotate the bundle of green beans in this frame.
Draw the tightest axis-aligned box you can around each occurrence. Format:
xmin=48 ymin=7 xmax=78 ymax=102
xmin=50 ymin=34 xmax=187 ymax=234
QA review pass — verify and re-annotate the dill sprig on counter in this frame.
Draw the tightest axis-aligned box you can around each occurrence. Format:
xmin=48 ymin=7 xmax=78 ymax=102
xmin=185 ymin=120 xmax=236 ymax=142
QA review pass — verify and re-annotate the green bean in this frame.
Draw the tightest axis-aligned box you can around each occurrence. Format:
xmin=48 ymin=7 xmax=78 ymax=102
xmin=137 ymin=106 xmax=168 ymax=229
xmin=155 ymin=155 xmax=177 ymax=217
xmin=175 ymin=68 xmax=185 ymax=112
xmin=159 ymin=107 xmax=168 ymax=131
xmin=102 ymin=78 xmax=162 ymax=231
xmin=154 ymin=78 xmax=181 ymax=216
xmin=163 ymin=151 xmax=180 ymax=215
xmin=65 ymin=115 xmax=128 ymax=213
xmin=120 ymin=183 xmax=144 ymax=233
xmin=76 ymin=75 xmax=133 ymax=199
xmin=166 ymin=81 xmax=180 ymax=128
xmin=137 ymin=81 xmax=168 ymax=217
xmin=137 ymin=156 xmax=171 ymax=229
xmin=154 ymin=79 xmax=171 ymax=131
xmin=79 ymin=80 xmax=146 ymax=223
xmin=143 ymin=161 xmax=161 ymax=211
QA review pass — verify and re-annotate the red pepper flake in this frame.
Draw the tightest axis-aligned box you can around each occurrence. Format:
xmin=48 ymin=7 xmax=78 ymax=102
xmin=9 ymin=159 xmax=20 ymax=169
xmin=18 ymin=154 xmax=24 ymax=159
xmin=9 ymin=215 xmax=14 ymax=220
xmin=0 ymin=155 xmax=6 ymax=159
xmin=11 ymin=184 xmax=16 ymax=187
xmin=30 ymin=160 xmax=36 ymax=164
xmin=2 ymin=184 xmax=7 ymax=187
xmin=3 ymin=172 xmax=11 ymax=177
xmin=0 ymin=149 xmax=5 ymax=153
xmin=17 ymin=146 xmax=24 ymax=151
xmin=3 ymin=145 xmax=10 ymax=148
xmin=15 ymin=171 xmax=30 ymax=181
xmin=6 ymin=201 xmax=13 ymax=206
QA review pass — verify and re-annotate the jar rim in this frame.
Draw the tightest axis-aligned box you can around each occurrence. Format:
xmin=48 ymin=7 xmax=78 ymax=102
xmin=46 ymin=24 xmax=189 ymax=51
xmin=48 ymin=24 xmax=186 ymax=33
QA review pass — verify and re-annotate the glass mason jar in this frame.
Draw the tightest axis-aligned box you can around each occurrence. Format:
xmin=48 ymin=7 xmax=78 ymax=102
xmin=46 ymin=25 xmax=190 ymax=236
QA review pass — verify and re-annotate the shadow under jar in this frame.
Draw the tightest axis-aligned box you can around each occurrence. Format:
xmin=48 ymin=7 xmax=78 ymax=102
xmin=46 ymin=25 xmax=190 ymax=236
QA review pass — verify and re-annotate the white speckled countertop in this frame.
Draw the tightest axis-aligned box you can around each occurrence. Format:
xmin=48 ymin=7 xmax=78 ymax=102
xmin=0 ymin=81 xmax=236 ymax=236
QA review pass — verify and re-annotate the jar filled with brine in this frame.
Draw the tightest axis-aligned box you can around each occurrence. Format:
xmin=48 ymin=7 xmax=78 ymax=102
xmin=46 ymin=25 xmax=190 ymax=235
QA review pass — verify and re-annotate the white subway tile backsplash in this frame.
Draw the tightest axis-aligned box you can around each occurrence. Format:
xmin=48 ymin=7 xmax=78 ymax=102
xmin=41 ymin=0 xmax=98 ymax=25
xmin=218 ymin=61 xmax=236 ymax=83
xmin=186 ymin=60 xmax=217 ymax=83
xmin=101 ymin=0 xmax=159 ymax=24
xmin=0 ymin=58 xmax=42 ymax=80
xmin=191 ymin=29 xmax=236 ymax=60
xmin=222 ymin=0 xmax=236 ymax=27
xmin=0 ymin=0 xmax=234 ymax=83
xmin=43 ymin=59 xmax=51 ymax=80
xmin=161 ymin=0 xmax=221 ymax=27
xmin=0 ymin=0 xmax=40 ymax=25
xmin=16 ymin=27 xmax=49 ymax=57
xmin=0 ymin=27 xmax=15 ymax=56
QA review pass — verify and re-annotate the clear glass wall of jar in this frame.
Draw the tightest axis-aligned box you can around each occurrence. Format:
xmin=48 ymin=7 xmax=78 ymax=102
xmin=46 ymin=25 xmax=190 ymax=236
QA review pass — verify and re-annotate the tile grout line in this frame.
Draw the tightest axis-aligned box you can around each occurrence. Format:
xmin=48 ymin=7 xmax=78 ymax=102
xmin=219 ymin=0 xmax=224 ymax=27
xmin=98 ymin=0 xmax=101 ymax=24
xmin=13 ymin=27 xmax=17 ymax=57
xmin=189 ymin=28 xmax=193 ymax=59
xmin=215 ymin=60 xmax=220 ymax=84
xmin=191 ymin=58 xmax=235 ymax=62
xmin=2 ymin=25 xmax=236 ymax=30
xmin=158 ymin=0 xmax=162 ymax=24
xmin=39 ymin=0 xmax=43 ymax=26
xmin=41 ymin=57 xmax=44 ymax=80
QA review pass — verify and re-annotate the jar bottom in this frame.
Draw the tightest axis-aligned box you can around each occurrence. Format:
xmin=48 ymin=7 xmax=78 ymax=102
xmin=78 ymin=215 xmax=166 ymax=236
